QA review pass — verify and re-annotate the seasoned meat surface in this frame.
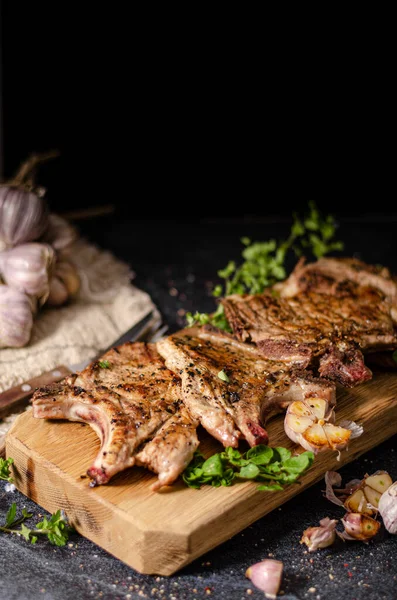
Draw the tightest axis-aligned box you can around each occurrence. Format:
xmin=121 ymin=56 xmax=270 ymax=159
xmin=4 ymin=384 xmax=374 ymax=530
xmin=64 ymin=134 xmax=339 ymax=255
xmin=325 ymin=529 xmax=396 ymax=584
xmin=222 ymin=257 xmax=397 ymax=387
xmin=277 ymin=256 xmax=397 ymax=323
xmin=32 ymin=343 xmax=199 ymax=488
xmin=157 ymin=326 xmax=335 ymax=446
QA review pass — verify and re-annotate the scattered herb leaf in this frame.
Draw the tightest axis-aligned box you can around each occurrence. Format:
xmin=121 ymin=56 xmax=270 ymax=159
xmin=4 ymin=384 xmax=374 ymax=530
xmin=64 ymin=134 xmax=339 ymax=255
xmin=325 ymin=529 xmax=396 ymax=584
xmin=0 ymin=502 xmax=73 ymax=547
xmin=218 ymin=370 xmax=230 ymax=383
xmin=98 ymin=360 xmax=110 ymax=369
xmin=0 ymin=457 xmax=14 ymax=482
xmin=182 ymin=446 xmax=314 ymax=491
xmin=186 ymin=202 xmax=343 ymax=330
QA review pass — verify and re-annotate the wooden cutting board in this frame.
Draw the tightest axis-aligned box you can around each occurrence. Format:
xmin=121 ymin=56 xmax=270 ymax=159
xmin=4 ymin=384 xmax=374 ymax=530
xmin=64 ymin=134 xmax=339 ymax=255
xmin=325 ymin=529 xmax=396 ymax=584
xmin=5 ymin=372 xmax=397 ymax=575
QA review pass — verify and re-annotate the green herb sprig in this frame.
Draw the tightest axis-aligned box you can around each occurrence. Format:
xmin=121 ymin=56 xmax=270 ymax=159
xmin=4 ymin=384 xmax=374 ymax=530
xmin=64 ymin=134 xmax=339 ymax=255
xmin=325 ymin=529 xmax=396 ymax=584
xmin=182 ymin=445 xmax=314 ymax=491
xmin=186 ymin=202 xmax=343 ymax=331
xmin=98 ymin=360 xmax=110 ymax=369
xmin=0 ymin=457 xmax=14 ymax=483
xmin=0 ymin=503 xmax=73 ymax=546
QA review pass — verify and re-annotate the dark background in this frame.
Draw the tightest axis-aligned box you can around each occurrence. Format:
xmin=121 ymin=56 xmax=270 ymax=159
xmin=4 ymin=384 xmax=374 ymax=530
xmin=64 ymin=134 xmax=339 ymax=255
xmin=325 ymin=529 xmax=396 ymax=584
xmin=1 ymin=5 xmax=394 ymax=221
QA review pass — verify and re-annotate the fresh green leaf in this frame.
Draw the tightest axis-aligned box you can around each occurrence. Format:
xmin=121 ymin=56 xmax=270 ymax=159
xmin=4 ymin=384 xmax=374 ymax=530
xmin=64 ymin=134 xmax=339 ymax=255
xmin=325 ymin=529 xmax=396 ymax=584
xmin=273 ymin=447 xmax=292 ymax=463
xmin=212 ymin=284 xmax=223 ymax=298
xmin=19 ymin=523 xmax=32 ymax=542
xmin=218 ymin=261 xmax=236 ymax=279
xmin=182 ymin=446 xmax=314 ymax=492
xmin=282 ymin=451 xmax=314 ymax=473
xmin=218 ymin=370 xmax=230 ymax=383
xmin=21 ymin=508 xmax=33 ymax=519
xmin=246 ymin=445 xmax=273 ymax=465
xmin=202 ymin=454 xmax=224 ymax=478
xmin=0 ymin=457 xmax=14 ymax=482
xmin=239 ymin=464 xmax=260 ymax=479
xmin=5 ymin=503 xmax=17 ymax=527
xmin=256 ymin=483 xmax=284 ymax=492
xmin=185 ymin=202 xmax=343 ymax=329
xmin=98 ymin=360 xmax=110 ymax=369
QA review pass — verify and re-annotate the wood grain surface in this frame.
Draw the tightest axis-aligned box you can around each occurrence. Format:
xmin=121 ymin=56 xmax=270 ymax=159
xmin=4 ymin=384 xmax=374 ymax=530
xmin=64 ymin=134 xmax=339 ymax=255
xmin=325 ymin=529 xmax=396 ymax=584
xmin=5 ymin=372 xmax=397 ymax=575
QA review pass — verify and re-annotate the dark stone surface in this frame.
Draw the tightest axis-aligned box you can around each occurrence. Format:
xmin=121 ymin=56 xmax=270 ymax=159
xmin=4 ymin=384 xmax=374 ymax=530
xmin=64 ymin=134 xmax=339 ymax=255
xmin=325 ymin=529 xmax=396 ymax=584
xmin=1 ymin=212 xmax=397 ymax=599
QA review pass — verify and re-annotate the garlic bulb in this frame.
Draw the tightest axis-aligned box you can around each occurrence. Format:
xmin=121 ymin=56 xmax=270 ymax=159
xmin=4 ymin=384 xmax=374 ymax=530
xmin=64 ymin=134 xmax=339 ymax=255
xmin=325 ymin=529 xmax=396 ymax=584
xmin=0 ymin=285 xmax=35 ymax=348
xmin=284 ymin=397 xmax=352 ymax=453
xmin=47 ymin=260 xmax=80 ymax=306
xmin=42 ymin=214 xmax=78 ymax=254
xmin=0 ymin=186 xmax=49 ymax=251
xmin=378 ymin=480 xmax=397 ymax=534
xmin=0 ymin=243 xmax=55 ymax=305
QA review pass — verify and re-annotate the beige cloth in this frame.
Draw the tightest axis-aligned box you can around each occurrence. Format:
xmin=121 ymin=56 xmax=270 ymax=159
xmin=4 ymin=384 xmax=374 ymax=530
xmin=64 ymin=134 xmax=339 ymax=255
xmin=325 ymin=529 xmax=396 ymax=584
xmin=0 ymin=239 xmax=158 ymax=445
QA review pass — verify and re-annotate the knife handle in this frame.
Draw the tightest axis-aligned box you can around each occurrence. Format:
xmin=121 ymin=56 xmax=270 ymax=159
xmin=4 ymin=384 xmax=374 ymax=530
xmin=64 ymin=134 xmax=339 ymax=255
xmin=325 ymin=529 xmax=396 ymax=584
xmin=0 ymin=365 xmax=72 ymax=419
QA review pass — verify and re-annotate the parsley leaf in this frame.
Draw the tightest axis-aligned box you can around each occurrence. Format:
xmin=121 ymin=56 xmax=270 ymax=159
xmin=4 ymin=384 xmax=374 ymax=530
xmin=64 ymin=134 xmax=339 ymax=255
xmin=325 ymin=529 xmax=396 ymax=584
xmin=186 ymin=202 xmax=343 ymax=330
xmin=217 ymin=370 xmax=230 ymax=383
xmin=98 ymin=360 xmax=110 ymax=369
xmin=0 ymin=457 xmax=14 ymax=482
xmin=1 ymin=503 xmax=73 ymax=547
xmin=182 ymin=446 xmax=314 ymax=492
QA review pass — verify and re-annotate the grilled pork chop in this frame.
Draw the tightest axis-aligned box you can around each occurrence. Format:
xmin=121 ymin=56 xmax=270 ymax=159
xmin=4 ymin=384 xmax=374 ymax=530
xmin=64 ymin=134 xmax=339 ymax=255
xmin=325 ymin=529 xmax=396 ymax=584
xmin=277 ymin=256 xmax=397 ymax=323
xmin=32 ymin=342 xmax=199 ymax=489
xmin=222 ymin=280 xmax=397 ymax=387
xmin=157 ymin=326 xmax=335 ymax=447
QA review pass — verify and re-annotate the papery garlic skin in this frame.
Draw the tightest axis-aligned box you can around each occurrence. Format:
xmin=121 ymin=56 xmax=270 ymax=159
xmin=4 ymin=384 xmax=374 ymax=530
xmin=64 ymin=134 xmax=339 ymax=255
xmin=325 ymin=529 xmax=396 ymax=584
xmin=47 ymin=260 xmax=80 ymax=306
xmin=300 ymin=517 xmax=337 ymax=552
xmin=0 ymin=187 xmax=49 ymax=251
xmin=378 ymin=481 xmax=397 ymax=534
xmin=0 ymin=243 xmax=55 ymax=305
xmin=0 ymin=285 xmax=35 ymax=348
xmin=42 ymin=214 xmax=78 ymax=254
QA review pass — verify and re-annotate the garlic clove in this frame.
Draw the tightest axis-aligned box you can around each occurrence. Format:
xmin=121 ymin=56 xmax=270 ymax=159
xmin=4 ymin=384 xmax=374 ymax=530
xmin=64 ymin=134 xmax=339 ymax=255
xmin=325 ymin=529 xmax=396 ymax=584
xmin=344 ymin=489 xmax=374 ymax=515
xmin=365 ymin=471 xmax=393 ymax=494
xmin=322 ymin=423 xmax=352 ymax=450
xmin=47 ymin=260 xmax=80 ymax=307
xmin=0 ymin=284 xmax=35 ymax=348
xmin=285 ymin=413 xmax=314 ymax=434
xmin=303 ymin=422 xmax=330 ymax=450
xmin=363 ymin=486 xmax=382 ymax=510
xmin=287 ymin=401 xmax=314 ymax=418
xmin=0 ymin=243 xmax=55 ymax=305
xmin=0 ymin=186 xmax=49 ymax=250
xmin=305 ymin=397 xmax=328 ymax=420
xmin=300 ymin=517 xmax=337 ymax=552
xmin=47 ymin=277 xmax=69 ymax=307
xmin=246 ymin=559 xmax=283 ymax=598
xmin=341 ymin=512 xmax=380 ymax=541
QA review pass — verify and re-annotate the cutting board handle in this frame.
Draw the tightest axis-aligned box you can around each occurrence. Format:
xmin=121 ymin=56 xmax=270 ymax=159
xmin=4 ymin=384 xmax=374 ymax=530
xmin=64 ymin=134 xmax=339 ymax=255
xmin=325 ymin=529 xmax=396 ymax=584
xmin=0 ymin=365 xmax=72 ymax=419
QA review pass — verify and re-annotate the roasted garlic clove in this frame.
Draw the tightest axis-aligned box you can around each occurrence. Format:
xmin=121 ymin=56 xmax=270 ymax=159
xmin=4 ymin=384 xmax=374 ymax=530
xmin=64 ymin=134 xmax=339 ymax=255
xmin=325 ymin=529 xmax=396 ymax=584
xmin=344 ymin=489 xmax=374 ymax=516
xmin=284 ymin=397 xmax=352 ymax=454
xmin=341 ymin=512 xmax=380 ymax=541
xmin=365 ymin=471 xmax=393 ymax=494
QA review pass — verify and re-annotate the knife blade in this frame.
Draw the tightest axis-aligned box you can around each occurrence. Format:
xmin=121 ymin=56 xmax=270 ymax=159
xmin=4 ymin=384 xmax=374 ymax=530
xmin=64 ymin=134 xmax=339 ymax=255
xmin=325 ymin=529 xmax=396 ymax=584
xmin=0 ymin=309 xmax=161 ymax=419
